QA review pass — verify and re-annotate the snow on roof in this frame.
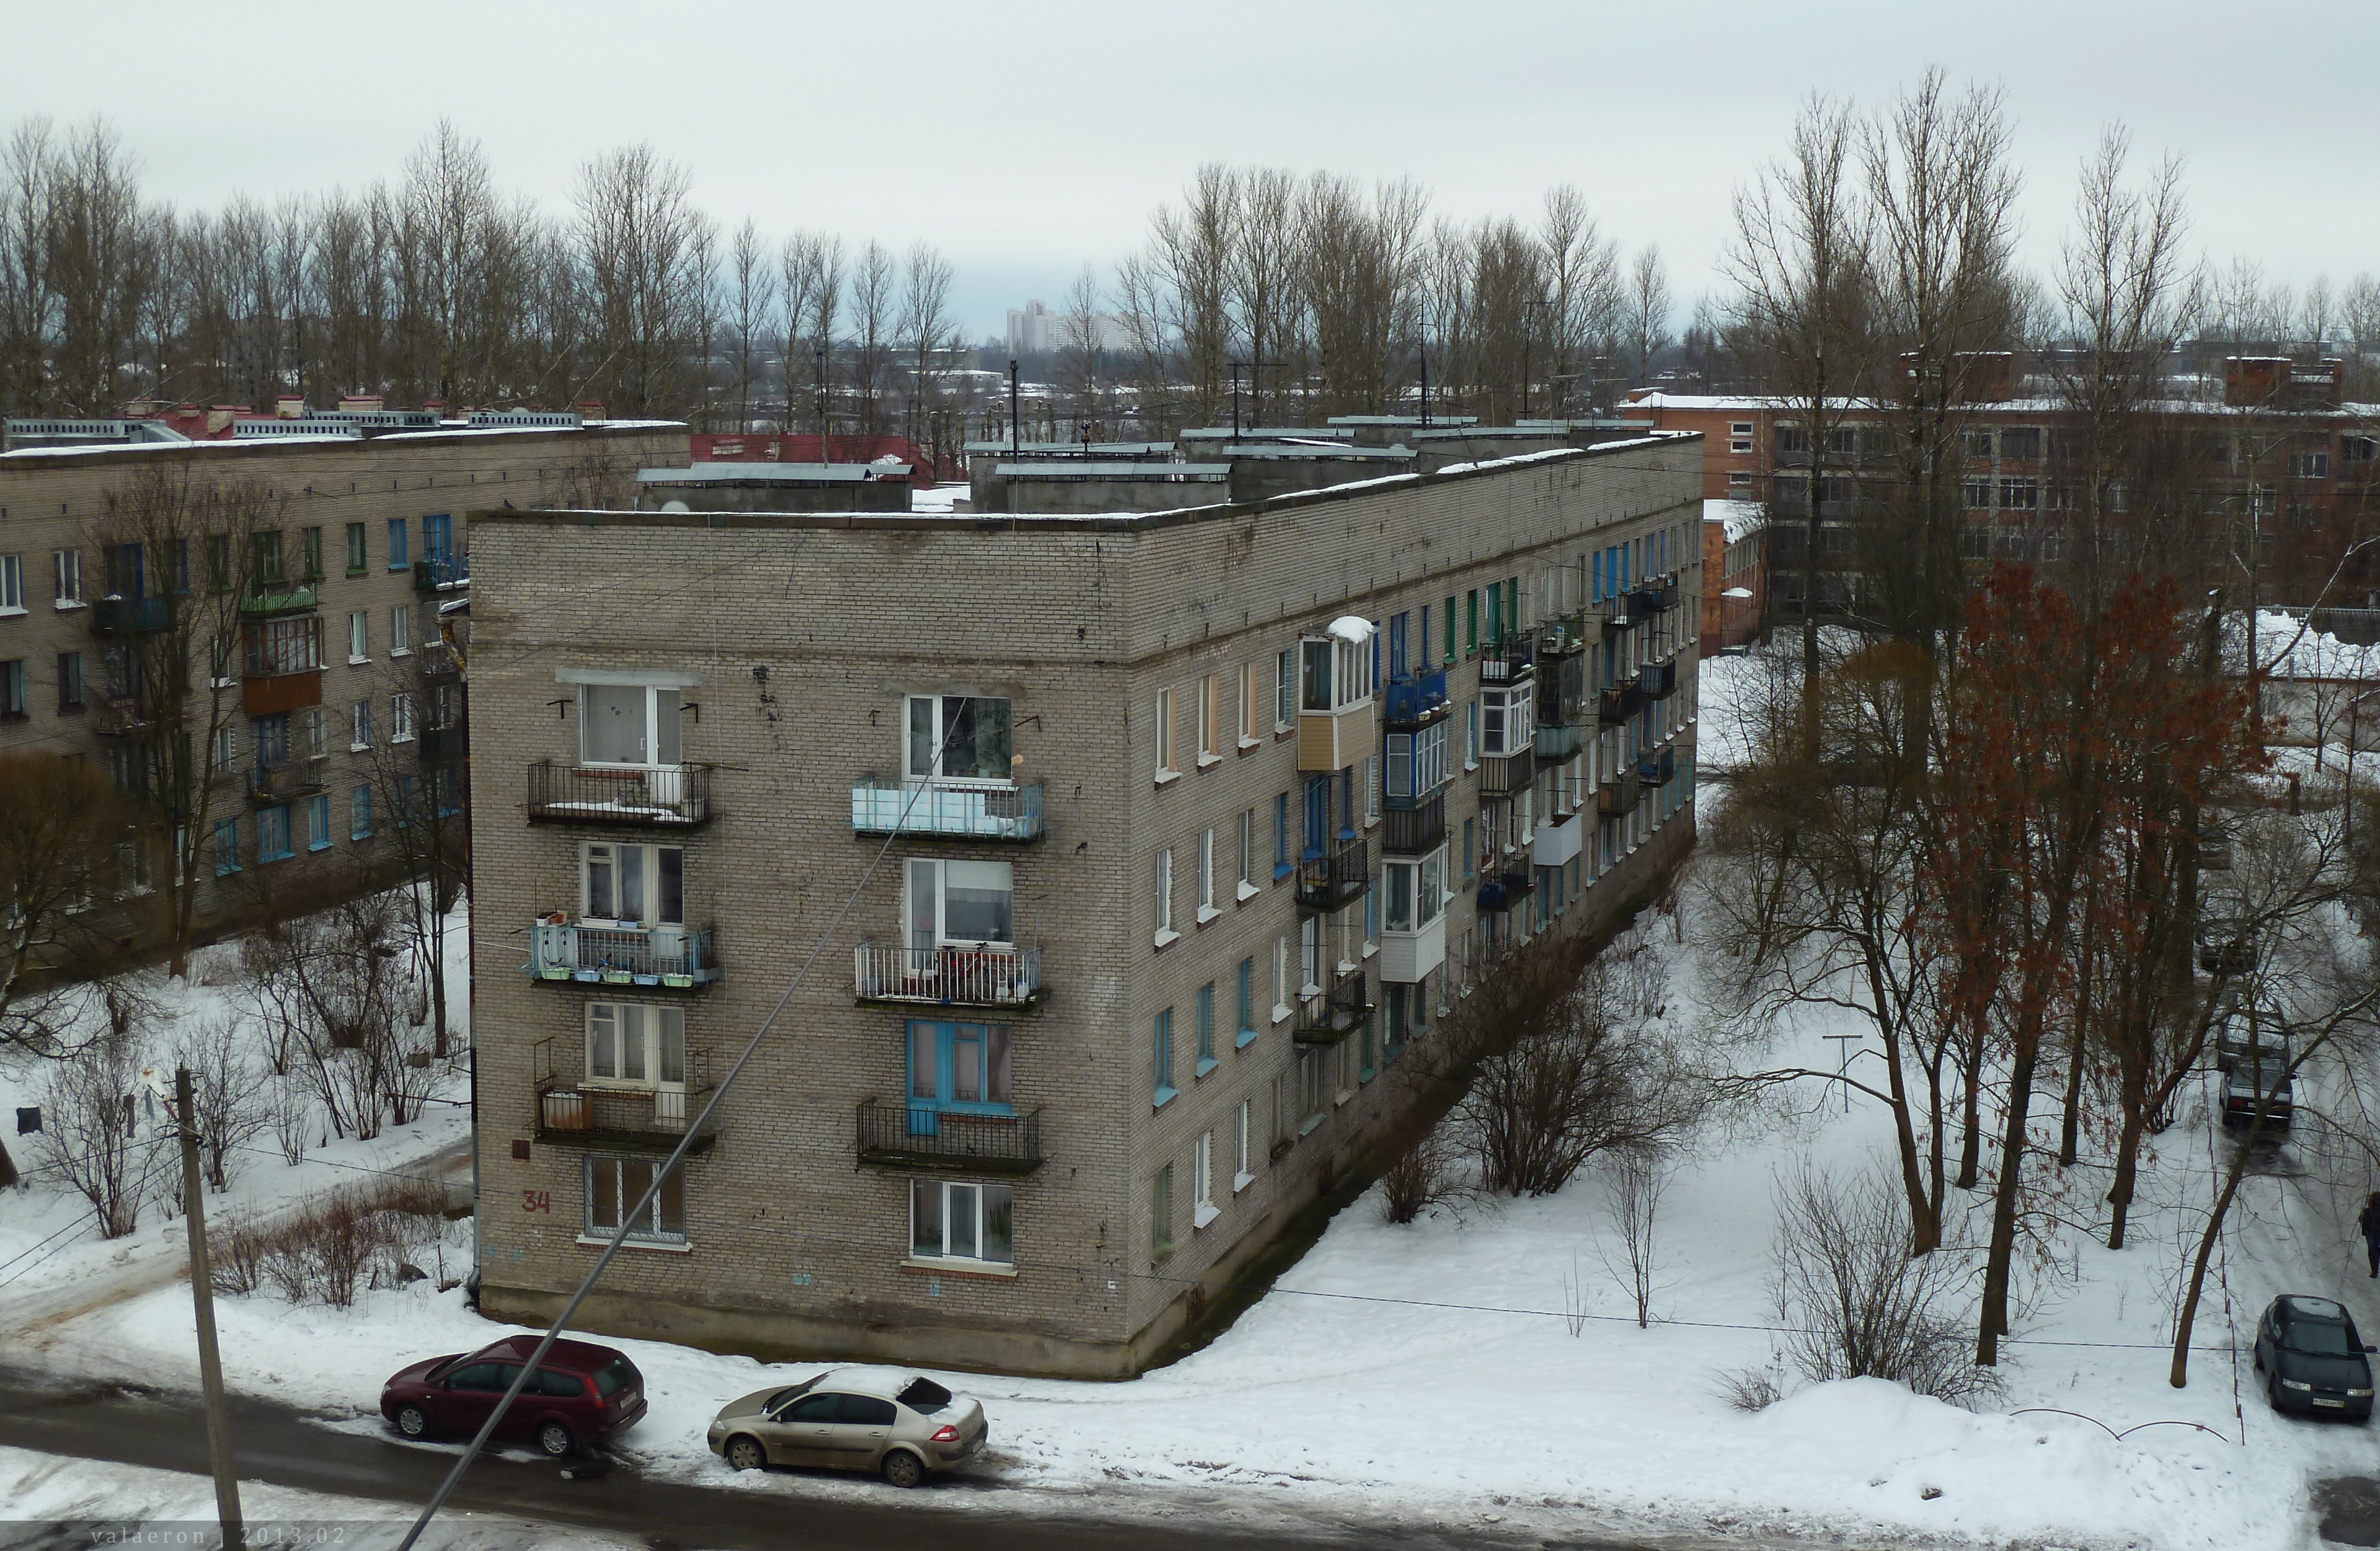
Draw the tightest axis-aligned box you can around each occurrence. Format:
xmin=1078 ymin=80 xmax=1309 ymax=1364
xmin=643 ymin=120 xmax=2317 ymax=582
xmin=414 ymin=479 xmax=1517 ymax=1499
xmin=2235 ymin=609 xmax=2380 ymax=683
xmin=803 ymin=1364 xmax=937 ymax=1399
xmin=639 ymin=462 xmax=902 ymax=484
xmin=1703 ymin=498 xmax=1766 ymax=543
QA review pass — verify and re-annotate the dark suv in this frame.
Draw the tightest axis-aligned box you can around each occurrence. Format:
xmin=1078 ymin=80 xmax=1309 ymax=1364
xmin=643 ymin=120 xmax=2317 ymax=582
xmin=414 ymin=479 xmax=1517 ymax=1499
xmin=2255 ymin=1296 xmax=2375 ymax=1420
xmin=381 ymin=1335 xmax=646 ymax=1457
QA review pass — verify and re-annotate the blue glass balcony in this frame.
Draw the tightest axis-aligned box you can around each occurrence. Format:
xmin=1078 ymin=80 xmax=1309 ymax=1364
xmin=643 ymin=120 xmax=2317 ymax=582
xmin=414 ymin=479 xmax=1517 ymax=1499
xmin=851 ymin=777 xmax=1044 ymax=841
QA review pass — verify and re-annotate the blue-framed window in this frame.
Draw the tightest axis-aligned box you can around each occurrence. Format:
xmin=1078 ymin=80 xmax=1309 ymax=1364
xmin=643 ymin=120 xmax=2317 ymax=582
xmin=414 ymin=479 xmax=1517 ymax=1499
xmin=1195 ymin=983 xmax=1217 ymax=1076
xmin=423 ymin=513 xmax=452 ymax=561
xmin=905 ymin=1020 xmax=1012 ymax=1111
xmin=1364 ymin=880 xmax=1379 ymax=943
xmin=1419 ymin=603 xmax=1432 ymax=668
xmin=386 ymin=518 xmax=409 ymax=568
xmin=1389 ymin=612 xmax=1408 ymax=680
xmin=1153 ymin=1008 xmax=1177 ymax=1107
xmin=1303 ymin=776 xmax=1328 ymax=858
xmin=1273 ymin=792 xmax=1292 ymax=880
xmin=257 ymin=804 xmax=293 ymax=863
xmin=212 ymin=817 xmax=240 ymax=875
xmin=350 ymin=784 xmax=373 ymax=840
xmin=307 ymin=793 xmax=332 ymax=851
xmin=1236 ymin=957 xmax=1257 ymax=1048
xmin=397 ymin=773 xmax=416 ymax=828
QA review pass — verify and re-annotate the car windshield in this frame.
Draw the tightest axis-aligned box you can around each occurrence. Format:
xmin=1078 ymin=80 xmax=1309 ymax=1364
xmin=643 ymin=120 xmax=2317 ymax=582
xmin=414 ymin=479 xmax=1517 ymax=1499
xmin=897 ymin=1377 xmax=953 ymax=1415
xmin=592 ymin=1358 xmax=638 ymax=1397
xmin=2286 ymin=1321 xmax=2358 ymax=1356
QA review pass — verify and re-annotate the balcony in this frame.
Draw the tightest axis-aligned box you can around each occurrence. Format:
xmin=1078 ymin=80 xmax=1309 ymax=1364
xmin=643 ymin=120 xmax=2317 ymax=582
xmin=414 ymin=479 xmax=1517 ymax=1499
xmin=414 ymin=554 xmax=470 ymax=593
xmin=856 ymin=1098 xmax=1043 ymax=1175
xmin=1534 ymin=810 xmax=1584 ymax=868
xmin=240 ymin=583 xmax=317 ymax=618
xmin=1599 ymin=596 xmax=1635 ymax=632
xmin=93 ymin=696 xmax=149 ymax=736
xmin=1476 ymin=865 xmax=1534 ymax=914
xmin=419 ymin=644 xmax=461 ymax=679
xmin=1382 ymin=793 xmax=1445 ymax=855
xmin=90 ymin=595 xmax=169 ymax=634
xmin=533 ymin=1041 xmax=718 ymax=1155
xmin=1293 ymin=970 xmax=1373 ymax=1045
xmin=529 ymin=921 xmax=720 ymax=988
xmin=1479 ymin=641 xmax=1535 ymax=686
xmin=1296 ymin=833 xmax=1369 ymax=911
xmin=1599 ymin=772 xmax=1643 ymax=817
xmin=1382 ymin=669 xmax=1451 ymax=728
xmin=1639 ymin=660 xmax=1677 ymax=700
xmin=854 ymin=942 xmax=1043 ymax=1010
xmin=851 ymin=776 xmax=1043 ymax=842
xmin=1534 ymin=721 xmax=1584 ymax=761
xmin=1298 ymin=700 xmax=1377 ymax=773
xmin=242 ymin=670 xmax=323 ymax=718
xmin=1478 ymin=748 xmax=1536 ymax=797
xmin=1379 ymin=913 xmax=1446 ymax=984
xmin=419 ymin=722 xmax=468 ymax=763
xmin=246 ymin=756 xmax=325 ymax=806
xmin=528 ymin=761 xmax=713 ymax=828
xmin=1637 ymin=745 xmax=1678 ymax=784
xmin=1630 ymin=580 xmax=1676 ymax=616
xmin=1599 ymin=683 xmax=1646 ymax=725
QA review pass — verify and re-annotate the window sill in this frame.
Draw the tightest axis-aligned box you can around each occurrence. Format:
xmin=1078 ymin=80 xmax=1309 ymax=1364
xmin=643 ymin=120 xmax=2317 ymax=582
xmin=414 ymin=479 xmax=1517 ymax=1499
xmin=1195 ymin=1056 xmax=1219 ymax=1079
xmin=1237 ymin=736 xmax=1262 ymax=754
xmin=308 ymin=840 xmax=332 ymax=852
xmin=386 ymin=563 xmax=410 ymax=573
xmin=1335 ymin=1087 xmax=1356 ymax=1107
xmin=1272 ymin=864 xmax=1294 ymax=883
xmin=1463 ymin=761 xmax=1479 ymax=773
xmin=900 ymin=1256 xmax=1017 ymax=1280
xmin=1154 ymin=769 xmax=1182 ymax=787
xmin=1273 ymin=725 xmax=1293 ymax=740
xmin=348 ymin=656 xmax=371 ymax=666
xmin=1299 ymin=984 xmax=1324 ymax=1002
xmin=391 ymin=647 xmax=410 ymax=658
xmin=1236 ymin=1027 xmax=1259 ymax=1050
xmin=1232 ymin=1170 xmax=1255 ymax=1193
xmin=1235 ymin=881 xmax=1260 ymax=904
xmin=1195 ymin=753 xmax=1222 ymax=771
xmin=1361 ymin=943 xmax=1378 ymax=960
xmin=350 ymin=743 xmax=371 ymax=754
xmin=0 ymin=606 xmax=24 ymax=619
xmin=1298 ymin=1114 xmax=1325 ymax=1137
xmin=1272 ymin=1004 xmax=1293 ymax=1025
xmin=1195 ymin=905 xmax=1223 ymax=927
xmin=1192 ymin=1203 xmax=1221 ymax=1230
xmin=1153 ymin=928 xmax=1180 ymax=952
xmin=346 ymin=568 xmax=369 ymax=578
xmin=578 ymin=1234 xmax=690 ymax=1253
xmin=53 ymin=599 xmax=85 ymax=611
xmin=1154 ymin=1084 xmax=1179 ymax=1110
xmin=394 ymin=735 xmax=415 ymax=745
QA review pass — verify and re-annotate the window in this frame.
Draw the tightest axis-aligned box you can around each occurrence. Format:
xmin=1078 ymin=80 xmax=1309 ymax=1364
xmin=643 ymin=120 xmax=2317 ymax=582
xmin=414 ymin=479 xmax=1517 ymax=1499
xmin=1234 ymin=1100 xmax=1252 ymax=1190
xmin=300 ymin=526 xmax=324 ymax=579
xmin=390 ymin=604 xmax=412 ymax=655
xmin=586 ymin=1155 xmax=684 ymax=1245
xmin=301 ymin=706 xmax=324 ymax=759
xmin=1777 ymin=423 xmax=1809 ymax=454
xmin=1273 ymin=792 xmax=1291 ymax=880
xmin=587 ymin=1002 xmax=688 ymax=1087
xmin=350 ymin=699 xmax=372 ymax=749
xmin=1236 ymin=808 xmax=1257 ymax=898
xmin=1962 ymin=476 xmax=1992 ymax=510
xmin=1154 ymin=686 xmax=1179 ymax=777
xmin=0 ymin=554 xmax=21 ymax=612
xmin=1464 ymin=702 xmax=1479 ymax=766
xmin=1151 ymin=1164 xmax=1175 ymax=1260
xmin=1236 ymin=661 xmax=1256 ymax=746
xmin=906 ymin=694 xmax=1011 ymax=782
xmin=392 ymin=692 xmax=416 ymax=743
xmin=1482 ymin=687 xmax=1529 ymax=757
xmin=307 ymin=792 xmax=332 ymax=851
xmin=211 ymin=723 xmax=238 ymax=771
xmin=1273 ymin=934 xmax=1291 ymax=1017
xmin=1275 ymin=648 xmax=1294 ymax=730
xmin=1298 ymin=635 xmax=1371 ymax=713
xmin=1146 ymin=851 xmax=1175 ymax=951
xmin=906 ymin=1019 xmax=1011 ymax=1108
xmin=386 ymin=518 xmax=409 ymax=569
xmin=1193 ymin=1132 xmax=1217 ymax=1227
xmin=906 ymin=857 xmax=1012 ymax=948
xmin=1153 ymin=1007 xmax=1176 ymax=1105
xmin=1961 ymin=430 xmax=1992 ymax=459
xmin=1197 ymin=673 xmax=1219 ymax=762
xmin=1196 ymin=829 xmax=1216 ymax=921
xmin=1464 ymin=590 xmax=1479 ymax=652
xmin=51 ymin=549 xmax=81 ymax=606
xmin=250 ymin=529 xmax=284 ymax=585
xmin=423 ymin=513 xmax=453 ymax=560
xmin=1385 ymin=848 xmax=1448 ymax=932
xmin=1462 ymin=817 xmax=1476 ymax=880
xmin=1385 ymin=720 xmax=1448 ymax=800
xmin=1364 ymin=754 xmax=1380 ymax=823
xmin=212 ymin=816 xmax=239 ymax=875
xmin=1998 ymin=478 xmax=2038 ymax=511
xmin=911 ymin=1179 xmax=1011 ymax=1266
xmin=582 ymin=683 xmax=684 ymax=767
xmin=1728 ymin=471 xmax=1751 ymax=490
xmin=1195 ymin=983 xmax=1216 ymax=1074
xmin=347 ymin=611 xmax=368 ymax=662
xmin=55 ymin=652 xmax=82 ymax=710
xmin=583 ymin=842 xmax=686 ymax=925
xmin=245 ymin=616 xmax=322 ymax=676
xmin=350 ymin=785 xmax=372 ymax=839
xmin=255 ymin=711 xmax=291 ymax=768
xmin=1420 ymin=603 xmax=1433 ymax=667
xmin=2293 ymin=451 xmax=2332 ymax=479
xmin=1236 ymin=957 xmax=1256 ymax=1047
xmin=257 ymin=805 xmax=293 ymax=863
xmin=345 ymin=522 xmax=368 ymax=575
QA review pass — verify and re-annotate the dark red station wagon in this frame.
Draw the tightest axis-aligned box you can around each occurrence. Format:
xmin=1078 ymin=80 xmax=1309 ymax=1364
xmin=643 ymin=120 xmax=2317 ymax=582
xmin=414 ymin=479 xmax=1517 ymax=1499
xmin=380 ymin=1334 xmax=646 ymax=1457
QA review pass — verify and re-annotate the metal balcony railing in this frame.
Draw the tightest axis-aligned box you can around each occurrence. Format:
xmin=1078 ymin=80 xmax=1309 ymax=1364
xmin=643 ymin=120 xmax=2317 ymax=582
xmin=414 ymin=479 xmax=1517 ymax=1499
xmin=1296 ymin=833 xmax=1369 ymax=911
xmin=533 ymin=1041 xmax=718 ymax=1154
xmin=1293 ymin=970 xmax=1373 ymax=1045
xmin=1639 ymin=660 xmax=1677 ymax=699
xmin=1478 ymin=748 xmax=1536 ymax=797
xmin=247 ymin=756 xmax=326 ymax=805
xmin=1599 ymin=683 xmax=1646 ymax=725
xmin=856 ymin=1099 xmax=1044 ymax=1174
xmin=1382 ymin=793 xmax=1445 ymax=856
xmin=1599 ymin=773 xmax=1643 ymax=817
xmin=1476 ymin=865 xmax=1535 ymax=913
xmin=528 ymin=761 xmax=713 ymax=828
xmin=854 ymin=942 xmax=1043 ymax=1009
xmin=414 ymin=554 xmax=470 ymax=593
xmin=93 ymin=697 xmax=149 ymax=736
xmin=90 ymin=596 xmax=170 ymax=633
xmin=1534 ymin=722 xmax=1584 ymax=761
xmin=851 ymin=776 xmax=1043 ymax=841
xmin=1479 ymin=642 xmax=1535 ymax=685
xmin=529 ymin=922 xmax=720 ymax=988
xmin=1382 ymin=669 xmax=1451 ymax=727
xmin=240 ymin=583 xmax=317 ymax=618
xmin=418 ymin=722 xmax=467 ymax=763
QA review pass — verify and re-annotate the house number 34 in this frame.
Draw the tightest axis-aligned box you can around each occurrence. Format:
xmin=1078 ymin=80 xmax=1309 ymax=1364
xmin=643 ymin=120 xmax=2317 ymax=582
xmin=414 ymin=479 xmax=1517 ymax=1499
xmin=521 ymin=1190 xmax=552 ymax=1214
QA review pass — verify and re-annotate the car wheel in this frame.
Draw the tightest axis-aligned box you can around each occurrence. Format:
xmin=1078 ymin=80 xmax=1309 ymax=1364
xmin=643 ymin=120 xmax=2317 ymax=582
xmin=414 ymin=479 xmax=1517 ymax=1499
xmin=881 ymin=1449 xmax=924 ymax=1488
xmin=394 ymin=1404 xmax=431 ymax=1440
xmin=725 ymin=1434 xmax=766 ymax=1472
xmin=537 ymin=1421 xmax=575 ymax=1459
xmin=2268 ymin=1372 xmax=2285 ymax=1413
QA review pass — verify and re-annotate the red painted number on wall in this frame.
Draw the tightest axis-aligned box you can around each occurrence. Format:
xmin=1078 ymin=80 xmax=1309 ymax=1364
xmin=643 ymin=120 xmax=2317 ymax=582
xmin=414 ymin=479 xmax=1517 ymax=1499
xmin=521 ymin=1190 xmax=551 ymax=1214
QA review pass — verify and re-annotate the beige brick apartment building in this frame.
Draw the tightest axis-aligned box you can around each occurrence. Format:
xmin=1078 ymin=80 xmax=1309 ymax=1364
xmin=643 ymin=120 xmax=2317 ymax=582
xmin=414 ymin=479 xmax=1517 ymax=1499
xmin=468 ymin=434 xmax=1705 ymax=1377
xmin=0 ymin=418 xmax=685 ymax=933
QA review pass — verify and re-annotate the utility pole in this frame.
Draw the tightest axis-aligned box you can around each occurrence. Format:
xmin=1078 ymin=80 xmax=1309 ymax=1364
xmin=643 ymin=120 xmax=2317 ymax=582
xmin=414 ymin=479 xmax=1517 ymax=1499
xmin=174 ymin=1066 xmax=242 ymax=1545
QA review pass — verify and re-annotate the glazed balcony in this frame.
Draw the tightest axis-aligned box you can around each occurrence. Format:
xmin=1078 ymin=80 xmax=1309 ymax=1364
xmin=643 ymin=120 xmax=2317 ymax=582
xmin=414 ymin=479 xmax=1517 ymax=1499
xmin=529 ymin=921 xmax=720 ymax=989
xmin=414 ymin=554 xmax=470 ymax=593
xmin=1382 ymin=669 xmax=1451 ymax=728
xmin=1296 ymin=833 xmax=1369 ymax=912
xmin=527 ymin=761 xmax=713 ymax=828
xmin=90 ymin=595 xmax=170 ymax=634
xmin=851 ymin=776 xmax=1043 ymax=842
xmin=1478 ymin=748 xmax=1536 ymax=797
xmin=239 ymin=583 xmax=317 ymax=619
xmin=1599 ymin=683 xmax=1646 ymax=725
xmin=1639 ymin=660 xmax=1677 ymax=700
xmin=1534 ymin=721 xmax=1584 ymax=761
xmin=856 ymin=1099 xmax=1044 ymax=1175
xmin=1477 ymin=865 xmax=1534 ymax=914
xmin=532 ymin=1040 xmax=718 ymax=1155
xmin=1293 ymin=970 xmax=1373 ymax=1046
xmin=854 ymin=942 xmax=1043 ymax=1010
xmin=1382 ymin=793 xmax=1445 ymax=856
xmin=1637 ymin=745 xmax=1678 ymax=784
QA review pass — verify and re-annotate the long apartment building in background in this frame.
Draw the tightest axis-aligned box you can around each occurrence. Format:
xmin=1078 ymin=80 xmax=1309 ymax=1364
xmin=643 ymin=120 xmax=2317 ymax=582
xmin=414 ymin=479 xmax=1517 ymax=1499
xmin=469 ymin=433 xmax=1706 ymax=1377
xmin=0 ymin=407 xmax=687 ymax=945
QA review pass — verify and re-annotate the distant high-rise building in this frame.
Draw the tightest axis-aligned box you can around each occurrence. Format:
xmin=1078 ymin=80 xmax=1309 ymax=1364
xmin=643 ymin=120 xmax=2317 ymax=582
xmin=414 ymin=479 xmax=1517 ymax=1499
xmin=1006 ymin=300 xmax=1132 ymax=357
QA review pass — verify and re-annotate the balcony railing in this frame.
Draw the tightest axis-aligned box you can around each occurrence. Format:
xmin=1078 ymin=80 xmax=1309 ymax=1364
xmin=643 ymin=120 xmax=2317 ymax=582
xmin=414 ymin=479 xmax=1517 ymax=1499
xmin=93 ymin=696 xmax=149 ymax=736
xmin=851 ymin=776 xmax=1043 ymax=841
xmin=240 ymin=583 xmax=317 ymax=618
xmin=91 ymin=595 xmax=170 ymax=633
xmin=247 ymin=756 xmax=326 ymax=806
xmin=854 ymin=942 xmax=1043 ymax=1009
xmin=1637 ymin=745 xmax=1677 ymax=784
xmin=529 ymin=922 xmax=720 ymax=988
xmin=1476 ymin=865 xmax=1535 ymax=913
xmin=1478 ymin=748 xmax=1536 ymax=797
xmin=1296 ymin=833 xmax=1369 ymax=911
xmin=856 ymin=1098 xmax=1044 ymax=1174
xmin=1534 ymin=721 xmax=1584 ymax=761
xmin=1293 ymin=970 xmax=1373 ymax=1045
xmin=1382 ymin=669 xmax=1451 ymax=727
xmin=1599 ymin=772 xmax=1643 ymax=817
xmin=419 ymin=722 xmax=468 ymax=763
xmin=1599 ymin=683 xmax=1645 ymax=725
xmin=414 ymin=554 xmax=470 ymax=593
xmin=1479 ymin=642 xmax=1535 ymax=685
xmin=1382 ymin=793 xmax=1445 ymax=855
xmin=528 ymin=761 xmax=713 ymax=828
xmin=1630 ymin=580 xmax=1676 ymax=616
xmin=533 ymin=1041 xmax=718 ymax=1154
xmin=1639 ymin=660 xmax=1677 ymax=700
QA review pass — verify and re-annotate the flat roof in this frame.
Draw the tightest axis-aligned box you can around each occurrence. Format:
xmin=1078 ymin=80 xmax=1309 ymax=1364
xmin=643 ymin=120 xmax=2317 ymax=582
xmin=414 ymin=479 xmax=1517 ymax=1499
xmin=2 ymin=420 xmax=683 ymax=467
xmin=994 ymin=461 xmax=1231 ymax=480
xmin=639 ymin=462 xmax=906 ymax=484
xmin=1178 ymin=426 xmax=1355 ymax=441
xmin=962 ymin=440 xmax=1174 ymax=456
xmin=1210 ymin=443 xmax=1413 ymax=460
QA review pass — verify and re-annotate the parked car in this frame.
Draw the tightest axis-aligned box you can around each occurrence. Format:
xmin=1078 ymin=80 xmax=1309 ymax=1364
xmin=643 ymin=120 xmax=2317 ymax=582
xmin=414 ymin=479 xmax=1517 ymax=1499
xmin=2214 ymin=1007 xmax=2293 ymax=1073
xmin=2221 ymin=1057 xmax=2294 ymax=1134
xmin=707 ymin=1365 xmax=988 ymax=1487
xmin=381 ymin=1335 xmax=646 ymax=1457
xmin=2255 ymin=1295 xmax=2376 ymax=1420
xmin=2197 ymin=912 xmax=2257 ymax=976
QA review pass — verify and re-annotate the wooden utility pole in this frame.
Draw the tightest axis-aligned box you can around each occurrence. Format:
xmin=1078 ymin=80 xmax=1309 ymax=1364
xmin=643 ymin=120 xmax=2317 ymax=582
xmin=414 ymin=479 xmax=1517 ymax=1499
xmin=174 ymin=1065 xmax=242 ymax=1544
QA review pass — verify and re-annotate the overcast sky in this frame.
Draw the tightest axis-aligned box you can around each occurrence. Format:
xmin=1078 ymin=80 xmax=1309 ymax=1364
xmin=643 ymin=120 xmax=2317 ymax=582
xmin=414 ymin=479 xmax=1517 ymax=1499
xmin=4 ymin=0 xmax=2374 ymax=341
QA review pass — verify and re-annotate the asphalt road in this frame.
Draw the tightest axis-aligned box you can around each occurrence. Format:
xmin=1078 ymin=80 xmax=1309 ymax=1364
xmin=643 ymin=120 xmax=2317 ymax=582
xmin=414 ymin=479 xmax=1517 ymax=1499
xmin=0 ymin=1370 xmax=1698 ymax=1551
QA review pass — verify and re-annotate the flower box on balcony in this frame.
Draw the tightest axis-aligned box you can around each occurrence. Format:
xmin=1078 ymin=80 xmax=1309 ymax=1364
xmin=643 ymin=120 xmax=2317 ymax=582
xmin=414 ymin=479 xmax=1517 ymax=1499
xmin=540 ymin=1090 xmax=590 ymax=1131
xmin=572 ymin=968 xmax=601 ymax=983
xmin=537 ymin=966 xmax=572 ymax=981
xmin=661 ymin=972 xmax=694 ymax=988
xmin=601 ymin=970 xmax=633 ymax=984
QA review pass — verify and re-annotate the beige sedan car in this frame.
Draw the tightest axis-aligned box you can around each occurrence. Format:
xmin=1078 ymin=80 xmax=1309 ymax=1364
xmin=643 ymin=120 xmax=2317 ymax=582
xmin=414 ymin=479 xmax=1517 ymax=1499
xmin=707 ymin=1366 xmax=989 ymax=1487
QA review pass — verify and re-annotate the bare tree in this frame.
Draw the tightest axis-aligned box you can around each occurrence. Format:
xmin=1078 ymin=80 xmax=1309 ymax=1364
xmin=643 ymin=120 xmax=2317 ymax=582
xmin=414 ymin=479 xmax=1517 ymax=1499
xmin=573 ymin=143 xmax=710 ymax=417
xmin=849 ymin=239 xmax=896 ymax=438
xmin=1622 ymin=244 xmax=1672 ymax=390
xmin=172 ymin=1010 xmax=272 ymax=1191
xmin=0 ymin=753 xmax=132 ymax=1062
xmin=725 ymin=219 xmax=774 ymax=435
xmin=1056 ymin=267 xmax=1105 ymax=432
xmin=1540 ymin=184 xmax=1621 ymax=415
xmin=31 ymin=991 xmax=159 ymax=1237
xmin=898 ymin=240 xmax=953 ymax=458
xmin=1594 ymin=1149 xmax=1670 ymax=1328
